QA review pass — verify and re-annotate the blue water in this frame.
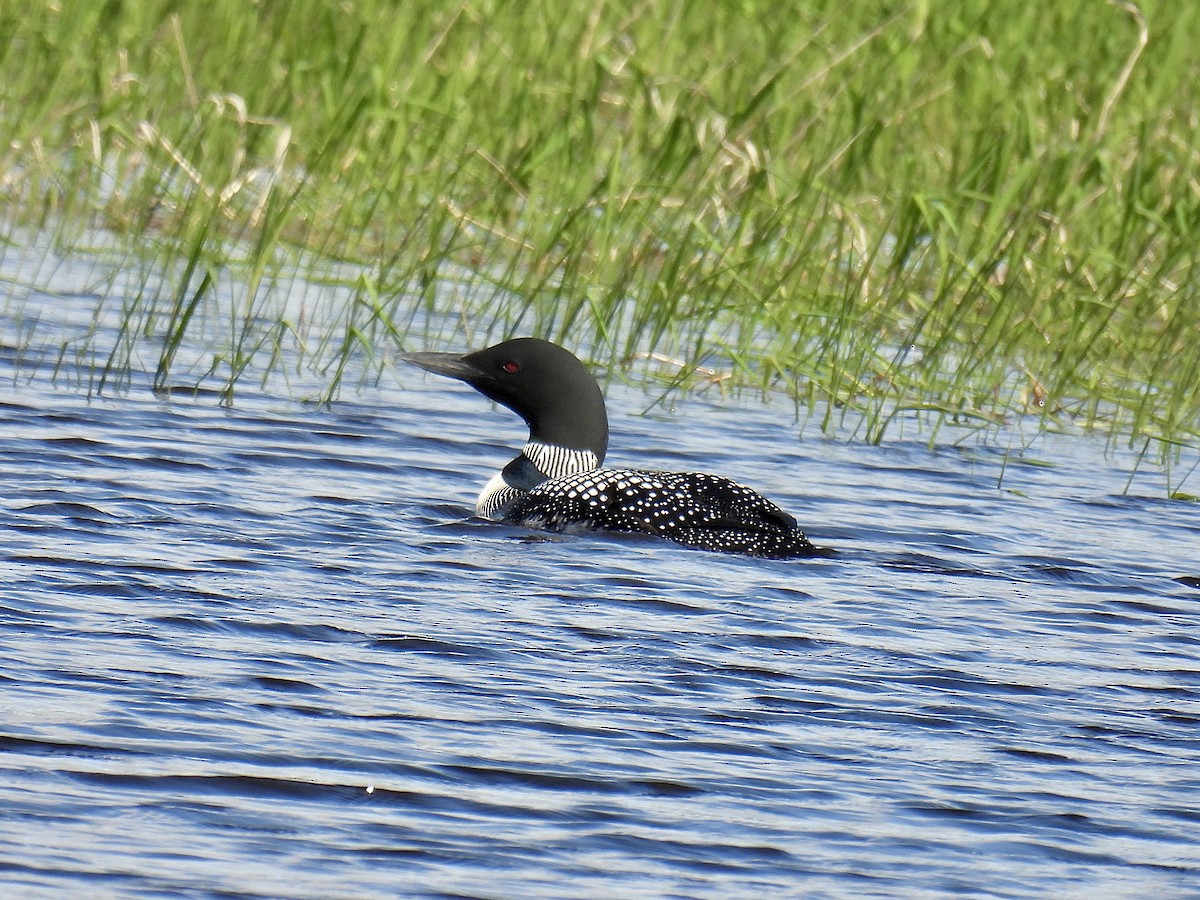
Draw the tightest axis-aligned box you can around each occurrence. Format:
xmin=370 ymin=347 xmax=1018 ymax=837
xmin=2 ymin=249 xmax=1200 ymax=897
xmin=3 ymin=373 xmax=1198 ymax=897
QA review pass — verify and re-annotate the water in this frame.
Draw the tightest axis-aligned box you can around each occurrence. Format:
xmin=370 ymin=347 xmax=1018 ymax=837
xmin=3 ymin=250 xmax=1200 ymax=897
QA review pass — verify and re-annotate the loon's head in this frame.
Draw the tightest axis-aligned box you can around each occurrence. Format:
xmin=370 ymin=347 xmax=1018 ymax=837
xmin=401 ymin=337 xmax=609 ymax=461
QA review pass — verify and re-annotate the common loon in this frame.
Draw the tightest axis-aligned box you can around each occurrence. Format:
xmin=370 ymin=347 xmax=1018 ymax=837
xmin=401 ymin=338 xmax=830 ymax=559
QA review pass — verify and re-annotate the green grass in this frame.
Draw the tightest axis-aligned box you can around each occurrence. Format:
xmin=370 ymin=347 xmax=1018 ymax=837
xmin=1 ymin=0 xmax=1198 ymax=460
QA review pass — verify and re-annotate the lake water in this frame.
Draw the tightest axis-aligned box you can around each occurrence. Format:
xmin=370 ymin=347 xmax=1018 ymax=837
xmin=2 ymin=246 xmax=1199 ymax=897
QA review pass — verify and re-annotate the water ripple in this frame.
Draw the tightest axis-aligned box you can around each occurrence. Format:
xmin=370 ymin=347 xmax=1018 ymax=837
xmin=1 ymin=359 xmax=1198 ymax=897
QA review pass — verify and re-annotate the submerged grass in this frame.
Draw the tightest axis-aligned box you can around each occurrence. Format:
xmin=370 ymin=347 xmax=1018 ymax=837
xmin=1 ymin=0 xmax=1199 ymax=460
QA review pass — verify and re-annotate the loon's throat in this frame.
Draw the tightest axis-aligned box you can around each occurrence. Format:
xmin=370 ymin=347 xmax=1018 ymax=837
xmin=521 ymin=441 xmax=599 ymax=480
xmin=500 ymin=454 xmax=545 ymax=491
xmin=476 ymin=441 xmax=600 ymax=520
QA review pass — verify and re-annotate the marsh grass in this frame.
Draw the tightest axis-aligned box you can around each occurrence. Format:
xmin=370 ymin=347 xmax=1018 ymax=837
xmin=1 ymin=0 xmax=1198 ymax=464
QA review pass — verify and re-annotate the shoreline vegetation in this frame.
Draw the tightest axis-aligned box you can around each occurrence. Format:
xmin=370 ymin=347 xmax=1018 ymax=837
xmin=1 ymin=1 xmax=1198 ymax=474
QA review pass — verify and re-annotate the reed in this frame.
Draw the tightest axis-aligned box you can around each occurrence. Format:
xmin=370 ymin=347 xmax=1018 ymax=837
xmin=1 ymin=0 xmax=1198 ymax=461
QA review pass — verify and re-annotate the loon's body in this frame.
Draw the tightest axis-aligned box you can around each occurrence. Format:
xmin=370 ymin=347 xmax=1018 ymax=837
xmin=401 ymin=338 xmax=829 ymax=559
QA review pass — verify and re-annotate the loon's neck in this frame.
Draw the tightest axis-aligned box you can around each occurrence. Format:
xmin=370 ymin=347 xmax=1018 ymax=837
xmin=476 ymin=440 xmax=600 ymax=519
xmin=520 ymin=440 xmax=600 ymax=480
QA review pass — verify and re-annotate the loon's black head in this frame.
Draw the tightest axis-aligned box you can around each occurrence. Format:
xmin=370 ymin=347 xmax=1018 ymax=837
xmin=401 ymin=338 xmax=609 ymax=461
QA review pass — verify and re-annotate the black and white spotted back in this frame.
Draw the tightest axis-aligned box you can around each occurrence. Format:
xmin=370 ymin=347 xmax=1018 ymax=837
xmin=504 ymin=467 xmax=823 ymax=559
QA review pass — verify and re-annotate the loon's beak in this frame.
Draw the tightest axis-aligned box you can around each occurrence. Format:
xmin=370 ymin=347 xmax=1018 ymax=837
xmin=399 ymin=350 xmax=479 ymax=383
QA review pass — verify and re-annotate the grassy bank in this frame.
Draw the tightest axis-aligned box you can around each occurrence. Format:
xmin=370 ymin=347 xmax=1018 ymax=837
xmin=1 ymin=0 xmax=1198 ymax=456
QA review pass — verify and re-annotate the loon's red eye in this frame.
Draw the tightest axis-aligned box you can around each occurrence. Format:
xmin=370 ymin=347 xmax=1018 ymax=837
xmin=501 ymin=360 xmax=520 ymax=373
